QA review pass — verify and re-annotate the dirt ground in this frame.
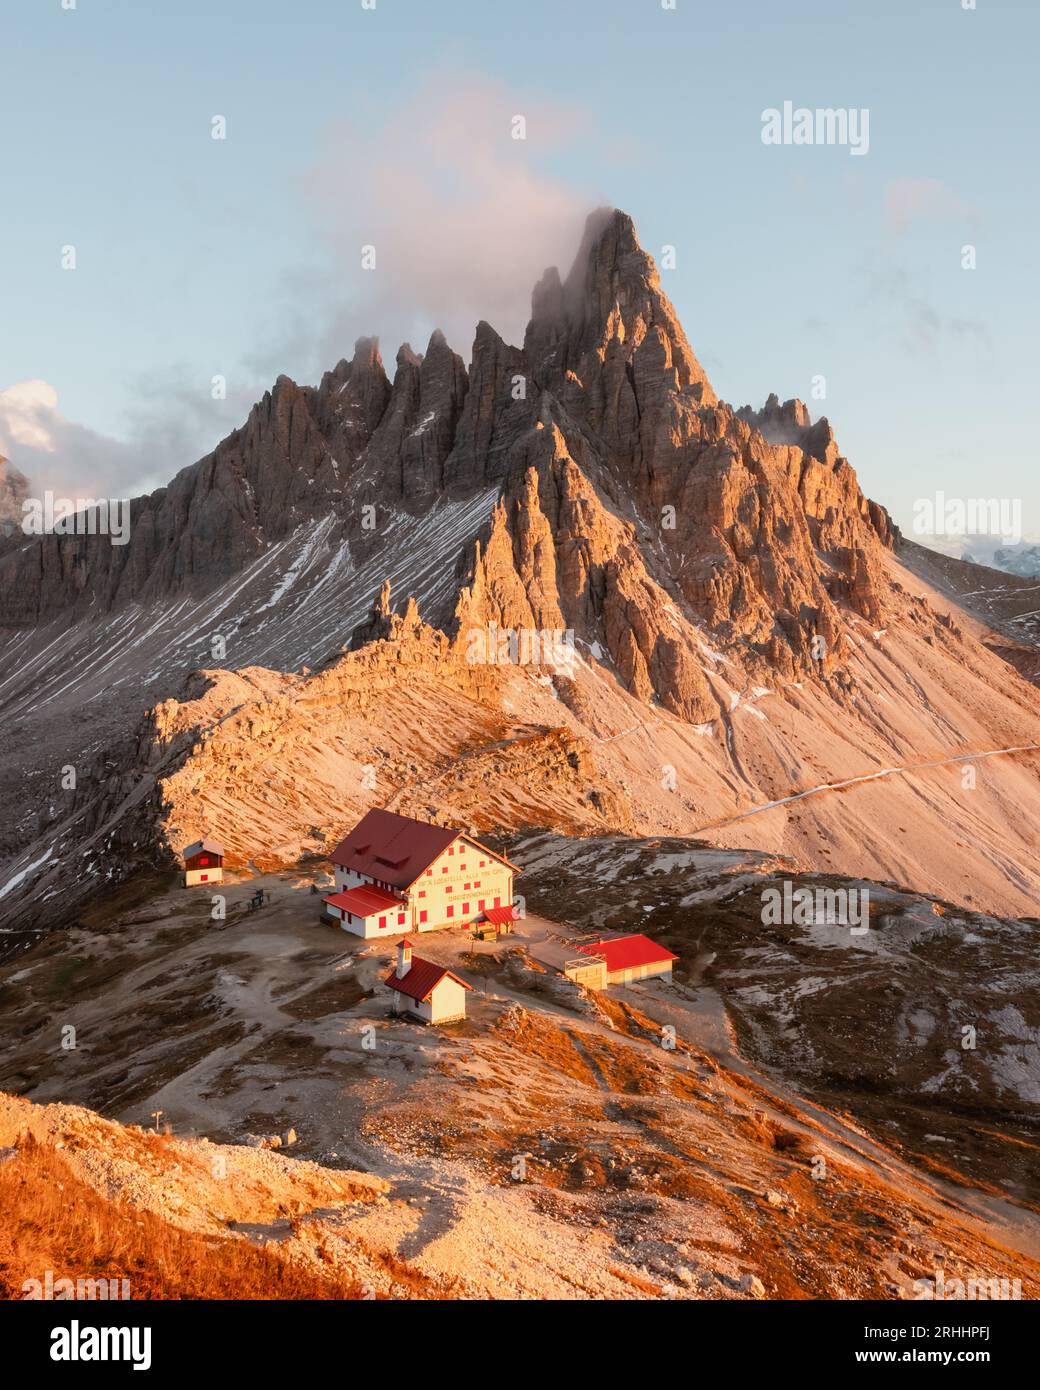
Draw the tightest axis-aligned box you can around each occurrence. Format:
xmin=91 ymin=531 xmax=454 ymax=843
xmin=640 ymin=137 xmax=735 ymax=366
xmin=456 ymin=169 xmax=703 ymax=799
xmin=1 ymin=858 xmax=1038 ymax=1300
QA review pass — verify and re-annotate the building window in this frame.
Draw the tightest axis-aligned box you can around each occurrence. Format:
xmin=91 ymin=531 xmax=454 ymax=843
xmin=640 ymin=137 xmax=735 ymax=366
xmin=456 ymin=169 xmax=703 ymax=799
xmin=418 ymin=890 xmax=426 ymax=898
xmin=478 ymin=899 xmax=485 ymax=911
xmin=446 ymin=906 xmax=454 ymax=918
xmin=200 ymin=873 xmax=208 ymax=882
xmin=442 ymin=866 xmax=448 ymax=873
xmin=448 ymin=847 xmax=454 ymax=855
xmin=379 ymin=916 xmax=386 ymax=928
xmin=446 ymin=886 xmax=452 ymax=893
xmin=200 ymin=856 xmax=209 ymax=866
xmin=397 ymin=913 xmax=405 ymax=926
xmin=419 ymin=910 xmax=428 ymax=924
xmin=464 ymin=882 xmax=471 ymax=890
xmin=463 ymin=902 xmax=470 ymax=914
xmin=494 ymin=897 xmax=500 ymax=907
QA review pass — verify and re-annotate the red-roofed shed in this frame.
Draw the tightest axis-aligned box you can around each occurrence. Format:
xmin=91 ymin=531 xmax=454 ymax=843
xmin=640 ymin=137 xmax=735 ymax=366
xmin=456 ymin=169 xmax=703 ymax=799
xmin=576 ymin=934 xmax=678 ymax=986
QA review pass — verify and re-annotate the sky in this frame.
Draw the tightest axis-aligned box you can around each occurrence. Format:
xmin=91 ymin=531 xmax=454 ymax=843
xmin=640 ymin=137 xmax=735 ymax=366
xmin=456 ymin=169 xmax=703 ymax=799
xmin=1 ymin=0 xmax=1037 ymax=539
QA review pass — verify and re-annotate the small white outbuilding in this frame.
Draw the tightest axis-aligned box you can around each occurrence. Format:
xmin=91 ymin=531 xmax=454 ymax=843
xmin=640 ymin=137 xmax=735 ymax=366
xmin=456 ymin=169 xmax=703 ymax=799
xmin=384 ymin=939 xmax=472 ymax=1025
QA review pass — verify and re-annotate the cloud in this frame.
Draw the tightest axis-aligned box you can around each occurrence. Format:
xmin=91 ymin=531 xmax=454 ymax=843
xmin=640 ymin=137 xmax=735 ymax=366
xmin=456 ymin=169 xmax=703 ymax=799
xmin=862 ymin=264 xmax=989 ymax=354
xmin=0 ymin=374 xmax=249 ymax=502
xmin=2 ymin=74 xmax=600 ymax=500
xmin=295 ymin=72 xmax=599 ymax=360
xmin=884 ymin=178 xmax=981 ymax=238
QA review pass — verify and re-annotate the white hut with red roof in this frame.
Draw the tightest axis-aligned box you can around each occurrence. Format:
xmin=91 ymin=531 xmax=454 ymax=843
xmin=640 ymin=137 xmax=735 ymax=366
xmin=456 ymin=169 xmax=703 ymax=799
xmin=385 ymin=939 xmax=472 ymax=1024
xmin=322 ymin=808 xmax=518 ymax=938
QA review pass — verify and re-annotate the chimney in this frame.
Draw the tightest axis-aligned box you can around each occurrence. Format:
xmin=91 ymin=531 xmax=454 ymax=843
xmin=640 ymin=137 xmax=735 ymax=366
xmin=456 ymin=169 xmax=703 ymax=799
xmin=396 ymin=939 xmax=412 ymax=979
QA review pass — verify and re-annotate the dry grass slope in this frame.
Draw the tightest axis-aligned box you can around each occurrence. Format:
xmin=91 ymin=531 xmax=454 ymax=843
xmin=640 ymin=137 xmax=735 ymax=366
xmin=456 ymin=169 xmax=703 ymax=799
xmin=0 ymin=1135 xmax=365 ymax=1301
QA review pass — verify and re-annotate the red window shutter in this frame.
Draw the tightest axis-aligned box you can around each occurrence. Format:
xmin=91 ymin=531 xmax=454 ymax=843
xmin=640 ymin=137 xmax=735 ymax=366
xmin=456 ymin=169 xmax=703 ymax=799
xmin=379 ymin=916 xmax=386 ymax=928
xmin=397 ymin=913 xmax=405 ymax=925
xmin=463 ymin=902 xmax=470 ymax=914
xmin=478 ymin=899 xmax=485 ymax=911
xmin=494 ymin=897 xmax=500 ymax=907
xmin=201 ymin=874 xmax=208 ymax=882
xmin=420 ymin=910 xmax=428 ymax=923
xmin=447 ymin=906 xmax=454 ymax=918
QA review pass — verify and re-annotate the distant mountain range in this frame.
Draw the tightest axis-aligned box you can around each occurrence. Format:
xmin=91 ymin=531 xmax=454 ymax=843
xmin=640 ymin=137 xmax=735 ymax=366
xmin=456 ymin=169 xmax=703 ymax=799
xmin=918 ymin=532 xmax=1040 ymax=578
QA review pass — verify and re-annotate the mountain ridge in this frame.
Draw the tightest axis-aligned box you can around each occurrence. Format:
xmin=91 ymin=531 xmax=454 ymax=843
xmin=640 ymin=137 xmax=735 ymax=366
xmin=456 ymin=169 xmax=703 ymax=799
xmin=1 ymin=208 xmax=1039 ymax=932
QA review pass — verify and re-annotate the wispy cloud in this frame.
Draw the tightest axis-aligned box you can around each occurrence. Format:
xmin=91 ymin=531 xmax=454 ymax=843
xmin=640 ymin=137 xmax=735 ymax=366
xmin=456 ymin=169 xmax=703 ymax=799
xmin=862 ymin=264 xmax=989 ymax=353
xmin=0 ymin=374 xmax=250 ymax=501
xmin=292 ymin=72 xmax=598 ymax=360
xmin=3 ymin=73 xmax=599 ymax=499
xmin=883 ymin=177 xmax=981 ymax=238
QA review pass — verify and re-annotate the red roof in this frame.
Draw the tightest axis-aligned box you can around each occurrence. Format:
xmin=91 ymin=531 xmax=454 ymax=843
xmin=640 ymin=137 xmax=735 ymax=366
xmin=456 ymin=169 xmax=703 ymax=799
xmin=483 ymin=904 xmax=518 ymax=925
xmin=385 ymin=955 xmax=473 ymax=1003
xmin=324 ymin=884 xmax=403 ymax=918
xmin=330 ymin=810 xmax=459 ymax=888
xmin=578 ymin=934 xmax=678 ymax=973
xmin=330 ymin=808 xmax=518 ymax=888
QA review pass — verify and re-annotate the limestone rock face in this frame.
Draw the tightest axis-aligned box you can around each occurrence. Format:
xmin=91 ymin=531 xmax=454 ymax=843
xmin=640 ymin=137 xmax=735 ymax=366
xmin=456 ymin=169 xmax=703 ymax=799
xmin=0 ymin=456 xmax=29 ymax=537
xmin=7 ymin=209 xmax=1040 ymax=936
xmin=0 ymin=206 xmax=896 ymax=711
xmin=311 ymin=336 xmax=393 ymax=471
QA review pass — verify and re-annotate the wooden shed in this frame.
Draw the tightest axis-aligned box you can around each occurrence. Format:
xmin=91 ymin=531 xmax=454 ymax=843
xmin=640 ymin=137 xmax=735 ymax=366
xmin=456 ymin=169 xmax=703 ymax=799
xmin=181 ymin=837 xmax=225 ymax=888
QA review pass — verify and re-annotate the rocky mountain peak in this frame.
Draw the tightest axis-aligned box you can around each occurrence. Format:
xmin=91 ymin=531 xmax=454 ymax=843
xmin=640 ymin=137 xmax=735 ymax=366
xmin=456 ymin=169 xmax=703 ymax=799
xmin=0 ymin=455 xmax=29 ymax=538
xmin=525 ymin=206 xmax=716 ymax=408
